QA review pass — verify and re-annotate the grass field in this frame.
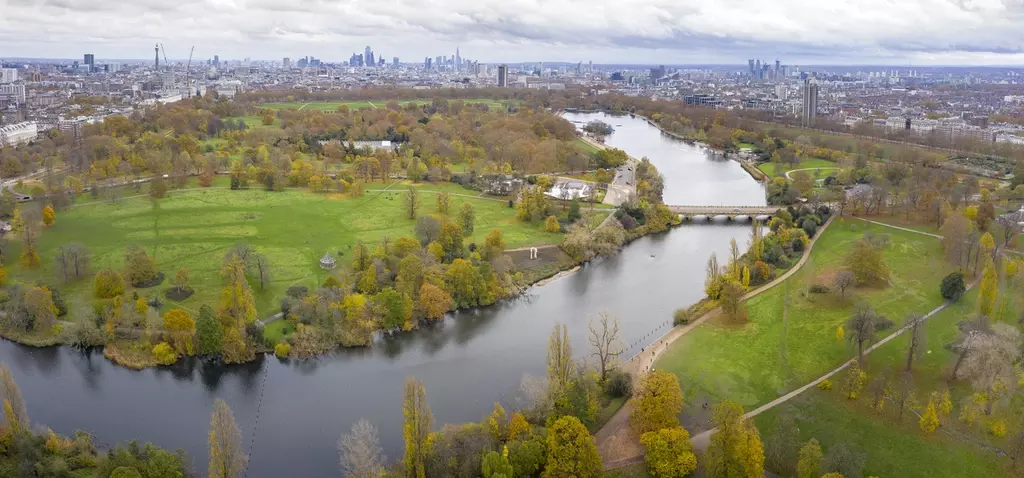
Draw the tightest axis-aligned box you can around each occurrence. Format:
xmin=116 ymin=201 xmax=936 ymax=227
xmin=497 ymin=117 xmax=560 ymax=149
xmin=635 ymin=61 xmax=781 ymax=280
xmin=261 ymin=98 xmax=519 ymax=112
xmin=8 ymin=182 xmax=561 ymax=321
xmin=574 ymin=138 xmax=600 ymax=154
xmin=758 ymin=157 xmax=839 ymax=178
xmin=656 ymin=218 xmax=954 ymax=417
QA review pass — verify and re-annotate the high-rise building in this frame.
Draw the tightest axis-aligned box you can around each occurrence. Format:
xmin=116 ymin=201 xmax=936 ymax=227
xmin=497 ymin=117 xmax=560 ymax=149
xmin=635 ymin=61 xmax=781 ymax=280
xmin=214 ymin=55 xmax=220 ymax=67
xmin=424 ymin=57 xmax=432 ymax=70
xmin=283 ymin=58 xmax=291 ymax=69
xmin=155 ymin=44 xmax=160 ymax=70
xmin=497 ymin=64 xmax=508 ymax=87
xmin=0 ymin=68 xmax=17 ymax=83
xmin=455 ymin=47 xmax=461 ymax=72
xmin=748 ymin=59 xmax=755 ymax=76
xmin=393 ymin=57 xmax=399 ymax=67
xmin=801 ymin=78 xmax=819 ymax=127
xmin=84 ymin=54 xmax=95 ymax=72
xmin=364 ymin=46 xmax=374 ymax=67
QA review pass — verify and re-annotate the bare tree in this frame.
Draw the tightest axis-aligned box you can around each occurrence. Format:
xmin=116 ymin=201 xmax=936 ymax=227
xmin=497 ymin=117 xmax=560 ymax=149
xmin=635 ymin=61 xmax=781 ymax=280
xmin=54 ymin=246 xmax=72 ymax=284
xmin=950 ymin=314 xmax=991 ymax=380
xmin=251 ymin=253 xmax=272 ymax=291
xmin=996 ymin=215 xmax=1020 ymax=249
xmin=959 ymin=322 xmax=1021 ymax=392
xmin=833 ymin=269 xmax=856 ymax=301
xmin=339 ymin=419 xmax=385 ymax=478
xmin=904 ymin=314 xmax=925 ymax=372
xmin=588 ymin=312 xmax=623 ymax=383
xmin=53 ymin=243 xmax=91 ymax=284
xmin=208 ymin=399 xmax=247 ymax=478
xmin=846 ymin=302 xmax=877 ymax=363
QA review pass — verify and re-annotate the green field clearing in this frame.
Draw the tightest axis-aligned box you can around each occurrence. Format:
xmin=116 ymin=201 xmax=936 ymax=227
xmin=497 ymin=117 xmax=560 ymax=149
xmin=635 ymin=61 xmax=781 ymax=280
xmin=756 ymin=391 xmax=1008 ymax=478
xmin=574 ymin=138 xmax=600 ymax=154
xmin=8 ymin=183 xmax=561 ymax=321
xmin=656 ymin=218 xmax=954 ymax=413
xmin=758 ymin=157 xmax=839 ymax=178
xmin=261 ymin=98 xmax=519 ymax=112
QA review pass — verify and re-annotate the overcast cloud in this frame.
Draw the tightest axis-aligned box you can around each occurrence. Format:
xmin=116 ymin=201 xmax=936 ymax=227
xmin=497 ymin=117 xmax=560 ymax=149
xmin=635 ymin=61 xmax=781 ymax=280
xmin=2 ymin=0 xmax=1024 ymax=65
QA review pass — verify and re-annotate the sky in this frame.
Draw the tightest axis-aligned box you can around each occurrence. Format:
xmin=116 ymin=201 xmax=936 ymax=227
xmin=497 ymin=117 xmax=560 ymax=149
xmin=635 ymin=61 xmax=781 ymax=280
xmin=2 ymin=0 xmax=1024 ymax=65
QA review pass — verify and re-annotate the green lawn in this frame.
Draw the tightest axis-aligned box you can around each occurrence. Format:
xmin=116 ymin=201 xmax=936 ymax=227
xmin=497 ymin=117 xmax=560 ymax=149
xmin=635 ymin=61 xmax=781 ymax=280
xmin=755 ymin=392 xmax=1008 ymax=478
xmin=656 ymin=218 xmax=953 ymax=412
xmin=261 ymin=98 xmax=519 ymax=112
xmin=263 ymin=320 xmax=295 ymax=344
xmin=758 ymin=157 xmax=839 ymax=178
xmin=8 ymin=183 xmax=560 ymax=321
xmin=574 ymin=138 xmax=600 ymax=154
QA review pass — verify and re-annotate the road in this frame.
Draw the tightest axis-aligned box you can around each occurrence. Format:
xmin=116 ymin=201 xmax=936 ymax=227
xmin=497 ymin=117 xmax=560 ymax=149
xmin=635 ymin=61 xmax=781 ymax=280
xmin=576 ymin=135 xmax=637 ymax=207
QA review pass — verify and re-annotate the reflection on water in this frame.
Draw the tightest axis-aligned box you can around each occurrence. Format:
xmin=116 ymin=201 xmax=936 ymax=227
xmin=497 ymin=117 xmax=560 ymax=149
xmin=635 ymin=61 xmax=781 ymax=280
xmin=2 ymin=113 xmax=769 ymax=477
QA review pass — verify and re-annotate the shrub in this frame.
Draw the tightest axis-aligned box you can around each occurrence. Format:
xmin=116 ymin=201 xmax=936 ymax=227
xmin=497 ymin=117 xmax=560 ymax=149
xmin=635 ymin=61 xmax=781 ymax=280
xmin=673 ymin=308 xmax=692 ymax=325
xmin=604 ymin=370 xmax=633 ymax=398
xmin=802 ymin=218 xmax=818 ymax=238
xmin=152 ymin=342 xmax=178 ymax=365
xmin=809 ymin=284 xmax=830 ymax=294
xmin=940 ymin=272 xmax=966 ymax=301
xmin=274 ymin=343 xmax=291 ymax=358
xmin=989 ymin=419 xmax=1007 ymax=438
xmin=286 ymin=285 xmax=309 ymax=298
xmin=817 ymin=379 xmax=833 ymax=391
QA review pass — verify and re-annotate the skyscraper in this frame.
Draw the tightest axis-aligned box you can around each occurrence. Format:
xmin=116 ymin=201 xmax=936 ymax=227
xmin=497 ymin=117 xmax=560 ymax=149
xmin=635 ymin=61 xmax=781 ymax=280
xmin=748 ymin=59 xmax=755 ymax=76
xmin=802 ymin=78 xmax=819 ymax=127
xmin=497 ymin=64 xmax=508 ymax=87
xmin=455 ymin=47 xmax=461 ymax=72
xmin=155 ymin=45 xmax=160 ymax=70
xmin=424 ymin=57 xmax=432 ymax=70
xmin=84 ymin=54 xmax=95 ymax=72
xmin=364 ymin=46 xmax=374 ymax=67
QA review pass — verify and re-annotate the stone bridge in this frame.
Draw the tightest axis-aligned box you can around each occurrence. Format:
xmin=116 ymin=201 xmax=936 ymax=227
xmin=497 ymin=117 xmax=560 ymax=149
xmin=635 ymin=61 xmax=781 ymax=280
xmin=666 ymin=205 xmax=781 ymax=222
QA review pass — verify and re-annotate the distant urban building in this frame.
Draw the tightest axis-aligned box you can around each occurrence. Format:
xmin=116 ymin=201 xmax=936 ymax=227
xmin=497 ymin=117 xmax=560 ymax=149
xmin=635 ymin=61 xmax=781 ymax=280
xmin=650 ymin=65 xmax=666 ymax=82
xmin=84 ymin=53 xmax=95 ymax=72
xmin=0 ymin=83 xmax=26 ymax=105
xmin=455 ymin=47 xmax=461 ymax=71
xmin=801 ymin=78 xmax=819 ymax=127
xmin=683 ymin=94 xmax=720 ymax=106
xmin=0 ymin=68 xmax=17 ymax=83
xmin=364 ymin=46 xmax=375 ymax=68
xmin=748 ymin=59 xmax=755 ymax=77
xmin=283 ymin=58 xmax=291 ymax=69
xmin=0 ymin=121 xmax=38 ymax=147
xmin=497 ymin=64 xmax=508 ymax=87
xmin=424 ymin=57 xmax=432 ymax=70
xmin=393 ymin=57 xmax=399 ymax=66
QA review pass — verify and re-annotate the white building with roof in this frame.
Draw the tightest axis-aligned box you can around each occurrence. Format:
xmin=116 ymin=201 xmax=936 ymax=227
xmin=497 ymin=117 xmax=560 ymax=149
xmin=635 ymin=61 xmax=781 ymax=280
xmin=0 ymin=122 xmax=38 ymax=147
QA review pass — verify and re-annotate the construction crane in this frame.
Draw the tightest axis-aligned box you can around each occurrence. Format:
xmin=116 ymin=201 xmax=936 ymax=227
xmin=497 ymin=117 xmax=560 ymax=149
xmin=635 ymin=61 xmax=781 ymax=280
xmin=184 ymin=46 xmax=195 ymax=98
xmin=159 ymin=44 xmax=169 ymax=72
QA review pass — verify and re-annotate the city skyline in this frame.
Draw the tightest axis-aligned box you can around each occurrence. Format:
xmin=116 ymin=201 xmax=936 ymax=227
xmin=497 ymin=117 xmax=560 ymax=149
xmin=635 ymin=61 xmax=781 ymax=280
xmin=3 ymin=0 xmax=1024 ymax=66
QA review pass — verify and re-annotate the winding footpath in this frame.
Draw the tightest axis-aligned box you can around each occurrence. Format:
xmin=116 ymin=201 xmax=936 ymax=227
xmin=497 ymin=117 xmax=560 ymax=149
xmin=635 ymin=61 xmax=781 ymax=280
xmin=597 ymin=214 xmax=837 ymax=469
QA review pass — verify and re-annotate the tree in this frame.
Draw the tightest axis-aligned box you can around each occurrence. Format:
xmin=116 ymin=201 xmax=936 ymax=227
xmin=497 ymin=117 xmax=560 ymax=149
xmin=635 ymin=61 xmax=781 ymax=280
xmin=150 ymin=176 xmax=168 ymax=199
xmin=482 ymin=229 xmax=506 ymax=260
xmin=978 ymin=262 xmax=998 ymax=316
xmin=444 ymin=258 xmax=479 ymax=306
xmin=338 ymin=419 xmax=385 ymax=478
xmin=403 ymin=377 xmax=433 ymax=478
xmin=941 ymin=213 xmax=972 ymax=272
xmin=631 ymin=370 xmax=684 ymax=434
xmin=546 ymin=324 xmax=574 ymax=398
xmin=41 ymin=204 xmax=55 ymax=226
xmin=543 ymin=416 xmax=602 ymax=478
xmin=174 ymin=266 xmax=190 ymax=293
xmin=218 ymin=257 xmax=257 ymax=328
xmin=959 ymin=322 xmax=1021 ymax=392
xmin=508 ymin=412 xmax=530 ymax=442
xmin=486 ymin=402 xmax=508 ymax=442
xmin=436 ymin=191 xmax=452 ymax=214
xmin=124 ymin=245 xmax=158 ymax=286
xmin=640 ymin=427 xmax=698 ymax=478
xmin=1010 ymin=431 xmax=1024 ymax=477
xmin=439 ymin=221 xmax=465 ymax=261
xmin=588 ymin=312 xmax=623 ymax=383
xmin=832 ymin=269 xmax=855 ymax=300
xmin=24 ymin=286 xmax=57 ymax=332
xmin=940 ymin=272 xmax=966 ymax=301
xmin=404 ymin=187 xmax=419 ymax=220
xmin=920 ymin=400 xmax=939 ymax=434
xmin=54 ymin=243 xmax=91 ymax=284
xmin=196 ymin=305 xmax=223 ymax=356
xmin=705 ymin=400 xmax=764 ymax=478
xmin=378 ymin=287 xmax=412 ymax=330
xmin=846 ymin=302 xmax=877 ymax=364
xmin=481 ymin=450 xmax=514 ymax=478
xmin=796 ymin=438 xmax=823 ymax=478
xmin=110 ymin=467 xmax=143 ymax=478
xmin=459 ymin=202 xmax=475 ymax=237
xmin=544 ymin=215 xmax=561 ymax=233
xmin=720 ymin=280 xmax=747 ymax=322
xmin=418 ymin=283 xmax=452 ymax=320
xmin=823 ymin=444 xmax=865 ymax=478
xmin=163 ymin=308 xmax=196 ymax=355
xmin=904 ymin=314 xmax=925 ymax=372
xmin=208 ymin=399 xmax=246 ymax=478
xmin=845 ymin=236 xmax=889 ymax=284
xmin=0 ymin=363 xmax=28 ymax=431
xmin=93 ymin=269 xmax=125 ymax=298
xmin=250 ymin=253 xmax=272 ymax=291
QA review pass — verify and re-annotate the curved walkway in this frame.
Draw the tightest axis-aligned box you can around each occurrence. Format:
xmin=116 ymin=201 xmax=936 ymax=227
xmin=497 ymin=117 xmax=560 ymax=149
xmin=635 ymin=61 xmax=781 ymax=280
xmin=784 ymin=167 xmax=841 ymax=180
xmin=596 ymin=214 xmax=837 ymax=469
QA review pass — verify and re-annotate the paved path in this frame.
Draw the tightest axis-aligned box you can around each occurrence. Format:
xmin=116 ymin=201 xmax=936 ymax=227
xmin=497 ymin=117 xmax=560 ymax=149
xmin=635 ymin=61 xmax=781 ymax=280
xmin=596 ymin=214 xmax=837 ymax=469
xmin=784 ymin=167 xmax=841 ymax=180
xmin=853 ymin=216 xmax=1020 ymax=256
